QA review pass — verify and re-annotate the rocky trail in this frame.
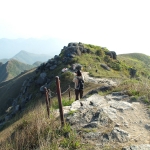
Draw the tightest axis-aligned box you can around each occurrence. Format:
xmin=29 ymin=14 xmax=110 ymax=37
xmin=61 ymin=72 xmax=150 ymax=149
xmin=1 ymin=70 xmax=150 ymax=149
xmin=83 ymin=72 xmax=118 ymax=86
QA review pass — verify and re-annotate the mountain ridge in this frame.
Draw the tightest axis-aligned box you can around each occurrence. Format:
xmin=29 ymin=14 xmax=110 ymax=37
xmin=0 ymin=38 xmax=68 ymax=59
xmin=0 ymin=59 xmax=35 ymax=83
xmin=0 ymin=50 xmax=52 ymax=65
xmin=0 ymin=42 xmax=150 ymax=150
xmin=12 ymin=50 xmax=51 ymax=65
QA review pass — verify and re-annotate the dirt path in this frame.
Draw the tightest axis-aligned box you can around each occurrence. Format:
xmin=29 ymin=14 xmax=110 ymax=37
xmin=115 ymin=102 xmax=150 ymax=146
xmin=82 ymin=72 xmax=118 ymax=86
xmin=79 ymin=72 xmax=150 ymax=147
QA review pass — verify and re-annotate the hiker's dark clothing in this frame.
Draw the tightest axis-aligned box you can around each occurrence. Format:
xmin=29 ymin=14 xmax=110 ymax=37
xmin=75 ymin=89 xmax=83 ymax=100
xmin=73 ymin=71 xmax=84 ymax=100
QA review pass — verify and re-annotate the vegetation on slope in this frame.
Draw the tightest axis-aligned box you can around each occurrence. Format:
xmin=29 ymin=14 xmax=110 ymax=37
xmin=0 ymin=43 xmax=150 ymax=150
xmin=6 ymin=59 xmax=33 ymax=79
xmin=0 ymin=68 xmax=36 ymax=116
xmin=0 ymin=59 xmax=34 ymax=83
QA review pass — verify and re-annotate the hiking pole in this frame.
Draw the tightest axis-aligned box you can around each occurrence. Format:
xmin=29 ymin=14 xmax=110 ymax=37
xmin=55 ymin=76 xmax=65 ymax=126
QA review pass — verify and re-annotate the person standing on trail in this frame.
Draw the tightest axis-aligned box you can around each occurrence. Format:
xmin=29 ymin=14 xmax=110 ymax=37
xmin=73 ymin=70 xmax=84 ymax=100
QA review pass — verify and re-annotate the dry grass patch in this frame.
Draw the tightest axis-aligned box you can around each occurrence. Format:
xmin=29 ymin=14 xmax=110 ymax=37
xmin=0 ymin=98 xmax=85 ymax=150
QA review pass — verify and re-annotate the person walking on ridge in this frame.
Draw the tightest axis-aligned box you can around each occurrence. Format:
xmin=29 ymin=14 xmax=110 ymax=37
xmin=73 ymin=70 xmax=84 ymax=100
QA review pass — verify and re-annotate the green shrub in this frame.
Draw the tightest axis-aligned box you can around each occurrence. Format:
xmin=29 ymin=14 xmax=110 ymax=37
xmin=130 ymin=90 xmax=140 ymax=96
xmin=108 ymin=62 xmax=121 ymax=71
xmin=96 ymin=49 xmax=104 ymax=57
xmin=96 ymin=57 xmax=101 ymax=62
xmin=68 ymin=110 xmax=77 ymax=115
xmin=104 ymin=55 xmax=111 ymax=63
xmin=61 ymin=71 xmax=73 ymax=81
xmin=130 ymin=96 xmax=138 ymax=102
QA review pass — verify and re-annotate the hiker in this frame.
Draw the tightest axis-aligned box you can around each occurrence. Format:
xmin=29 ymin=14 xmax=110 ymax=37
xmin=73 ymin=70 xmax=84 ymax=100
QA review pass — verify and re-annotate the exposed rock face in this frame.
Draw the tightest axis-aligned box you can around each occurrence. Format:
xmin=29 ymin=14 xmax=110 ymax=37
xmin=35 ymin=42 xmax=117 ymax=75
xmin=61 ymin=42 xmax=94 ymax=60
xmin=122 ymin=144 xmax=150 ymax=150
xmin=129 ymin=67 xmax=137 ymax=78
xmin=105 ymin=51 xmax=117 ymax=59
xmin=36 ymin=72 xmax=47 ymax=85
xmin=72 ymin=63 xmax=82 ymax=71
xmin=111 ymin=127 xmax=130 ymax=143
xmin=63 ymin=93 xmax=150 ymax=149
xmin=100 ymin=63 xmax=111 ymax=71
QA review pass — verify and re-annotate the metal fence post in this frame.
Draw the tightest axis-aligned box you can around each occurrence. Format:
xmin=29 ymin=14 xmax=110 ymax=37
xmin=55 ymin=76 xmax=65 ymax=126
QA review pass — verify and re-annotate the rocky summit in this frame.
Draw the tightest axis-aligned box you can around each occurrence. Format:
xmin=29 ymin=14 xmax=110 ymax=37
xmin=0 ymin=42 xmax=150 ymax=150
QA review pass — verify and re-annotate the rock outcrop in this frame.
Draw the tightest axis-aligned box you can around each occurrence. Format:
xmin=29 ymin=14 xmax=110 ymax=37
xmin=62 ymin=93 xmax=150 ymax=149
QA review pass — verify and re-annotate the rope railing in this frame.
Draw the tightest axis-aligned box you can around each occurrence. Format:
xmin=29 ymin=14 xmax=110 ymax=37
xmin=44 ymin=76 xmax=89 ymax=126
xmin=47 ymin=86 xmax=74 ymax=95
xmin=44 ymin=78 xmax=76 ymax=125
xmin=61 ymin=87 xmax=70 ymax=95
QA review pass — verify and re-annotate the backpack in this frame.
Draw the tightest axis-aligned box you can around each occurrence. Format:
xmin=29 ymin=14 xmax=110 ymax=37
xmin=77 ymin=78 xmax=84 ymax=90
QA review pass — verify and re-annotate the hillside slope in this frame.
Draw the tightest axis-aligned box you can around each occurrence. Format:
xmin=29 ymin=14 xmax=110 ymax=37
xmin=0 ymin=68 xmax=36 ymax=116
xmin=0 ymin=59 xmax=34 ymax=83
xmin=118 ymin=53 xmax=150 ymax=66
xmin=118 ymin=53 xmax=150 ymax=78
xmin=0 ymin=42 xmax=150 ymax=150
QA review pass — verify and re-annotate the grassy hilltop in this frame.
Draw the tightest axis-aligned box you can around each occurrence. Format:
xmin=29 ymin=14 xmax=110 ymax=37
xmin=0 ymin=43 xmax=150 ymax=150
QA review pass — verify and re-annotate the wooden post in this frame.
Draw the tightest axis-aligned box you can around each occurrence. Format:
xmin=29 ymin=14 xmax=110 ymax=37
xmin=55 ymin=76 xmax=65 ymax=126
xmin=68 ymin=85 xmax=71 ymax=100
xmin=45 ymin=87 xmax=50 ymax=118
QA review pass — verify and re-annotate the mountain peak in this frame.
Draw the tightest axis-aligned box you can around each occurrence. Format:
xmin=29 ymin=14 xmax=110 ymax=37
xmin=20 ymin=50 xmax=27 ymax=53
xmin=12 ymin=50 xmax=51 ymax=65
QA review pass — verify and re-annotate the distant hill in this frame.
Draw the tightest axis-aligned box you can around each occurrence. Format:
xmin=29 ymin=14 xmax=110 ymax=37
xmin=12 ymin=50 xmax=51 ymax=65
xmin=32 ymin=61 xmax=43 ymax=67
xmin=0 ymin=50 xmax=51 ymax=65
xmin=118 ymin=53 xmax=150 ymax=67
xmin=0 ymin=59 xmax=34 ymax=83
xmin=0 ymin=59 xmax=9 ymax=64
xmin=0 ymin=38 xmax=68 ymax=59
xmin=118 ymin=53 xmax=150 ymax=73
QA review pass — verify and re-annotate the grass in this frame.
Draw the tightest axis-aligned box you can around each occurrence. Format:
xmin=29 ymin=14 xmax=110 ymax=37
xmin=68 ymin=110 xmax=77 ymax=116
xmin=52 ymin=98 xmax=74 ymax=109
xmin=3 ymin=59 xmax=33 ymax=81
xmin=0 ymin=99 xmax=84 ymax=150
xmin=1 ymin=43 xmax=150 ymax=149
xmin=0 ymin=68 xmax=36 ymax=116
xmin=0 ymin=80 xmax=104 ymax=150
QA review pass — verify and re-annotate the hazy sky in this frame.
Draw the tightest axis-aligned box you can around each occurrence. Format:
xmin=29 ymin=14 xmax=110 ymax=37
xmin=0 ymin=0 xmax=150 ymax=56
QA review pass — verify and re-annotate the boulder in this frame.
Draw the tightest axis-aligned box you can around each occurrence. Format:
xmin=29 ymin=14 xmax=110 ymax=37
xmin=111 ymin=127 xmax=129 ymax=142
xmin=122 ymin=144 xmax=150 ymax=150
xmin=100 ymin=64 xmax=111 ymax=71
